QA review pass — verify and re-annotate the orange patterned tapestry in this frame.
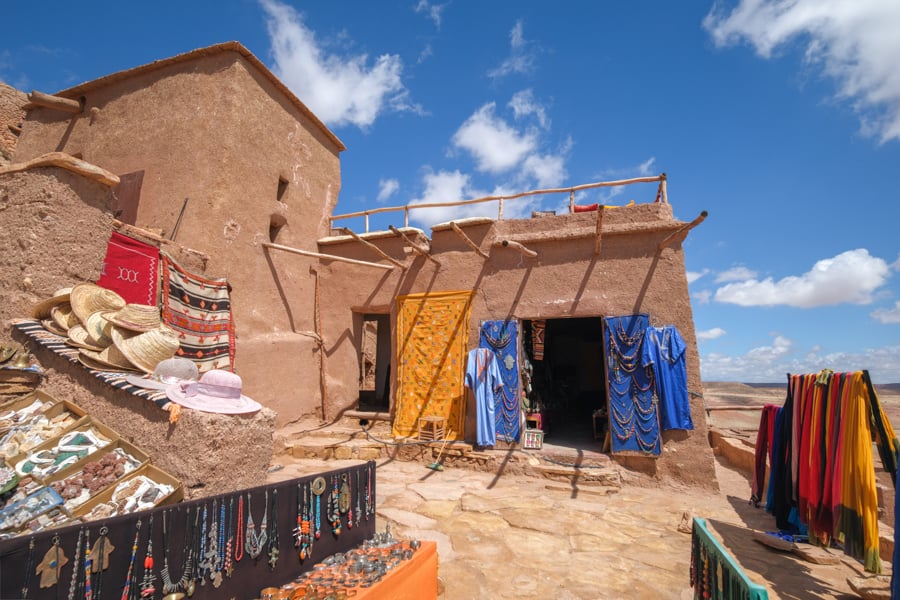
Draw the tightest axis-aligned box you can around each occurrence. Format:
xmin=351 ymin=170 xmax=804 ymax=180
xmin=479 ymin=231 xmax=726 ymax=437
xmin=392 ymin=290 xmax=473 ymax=439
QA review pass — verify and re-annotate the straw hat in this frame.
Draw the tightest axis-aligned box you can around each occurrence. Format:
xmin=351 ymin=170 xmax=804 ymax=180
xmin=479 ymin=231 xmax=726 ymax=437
xmin=66 ymin=324 xmax=107 ymax=352
xmin=111 ymin=325 xmax=180 ymax=375
xmin=84 ymin=311 xmax=114 ymax=347
xmin=78 ymin=343 xmax=139 ymax=372
xmin=70 ymin=283 xmax=125 ymax=324
xmin=31 ymin=287 xmax=73 ymax=320
xmin=103 ymin=304 xmax=161 ymax=332
xmin=50 ymin=304 xmax=79 ymax=332
xmin=41 ymin=318 xmax=68 ymax=337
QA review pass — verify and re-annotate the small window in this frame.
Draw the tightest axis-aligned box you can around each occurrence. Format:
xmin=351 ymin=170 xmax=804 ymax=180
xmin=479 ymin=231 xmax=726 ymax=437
xmin=277 ymin=176 xmax=288 ymax=203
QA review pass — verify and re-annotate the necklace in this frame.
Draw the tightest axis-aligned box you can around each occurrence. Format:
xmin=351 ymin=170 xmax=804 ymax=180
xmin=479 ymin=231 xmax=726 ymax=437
xmin=245 ymin=493 xmax=260 ymax=559
xmin=197 ymin=503 xmax=209 ymax=585
xmin=205 ymin=500 xmax=220 ymax=587
xmin=234 ymin=495 xmax=245 ymax=563
xmin=176 ymin=507 xmax=195 ymax=596
xmin=22 ymin=538 xmax=35 ymax=599
xmin=346 ymin=472 xmax=354 ymax=530
xmin=257 ymin=490 xmax=269 ymax=555
xmin=160 ymin=510 xmax=177 ymax=595
xmin=330 ymin=474 xmax=341 ymax=536
xmin=293 ymin=483 xmax=310 ymax=561
xmin=267 ymin=489 xmax=280 ymax=570
xmin=92 ymin=526 xmax=113 ymax=600
xmin=121 ymin=519 xmax=142 ymax=600
xmin=83 ymin=529 xmax=92 ymax=600
xmin=481 ymin=321 xmax=513 ymax=350
xmin=365 ymin=464 xmax=372 ymax=520
xmin=224 ymin=497 xmax=235 ymax=577
xmin=67 ymin=529 xmax=83 ymax=600
xmin=139 ymin=515 xmax=156 ymax=598
xmin=314 ymin=484 xmax=322 ymax=539
xmin=355 ymin=471 xmax=362 ymax=528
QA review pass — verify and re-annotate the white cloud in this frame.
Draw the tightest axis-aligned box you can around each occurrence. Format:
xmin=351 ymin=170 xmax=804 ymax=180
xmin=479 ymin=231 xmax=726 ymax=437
xmin=687 ymin=269 xmax=710 ymax=284
xmin=692 ymin=290 xmax=713 ymax=304
xmin=414 ymin=0 xmax=446 ymax=29
xmin=508 ymin=89 xmax=549 ymax=129
xmin=636 ymin=157 xmax=656 ymax=176
xmin=377 ymin=178 xmax=400 ymax=202
xmin=872 ymin=300 xmax=900 ymax=324
xmin=704 ymin=0 xmax=900 ymax=143
xmin=406 ymin=170 xmax=491 ymax=226
xmin=697 ymin=327 xmax=727 ymax=341
xmin=714 ymin=249 xmax=890 ymax=307
xmin=488 ymin=20 xmax=537 ymax=79
xmin=261 ymin=0 xmax=416 ymax=129
xmin=451 ymin=102 xmax=537 ymax=174
xmin=520 ymin=153 xmax=566 ymax=189
xmin=715 ymin=266 xmax=758 ymax=283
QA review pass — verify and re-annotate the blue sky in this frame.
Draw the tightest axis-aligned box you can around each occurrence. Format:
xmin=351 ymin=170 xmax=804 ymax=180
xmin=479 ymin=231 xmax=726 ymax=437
xmin=3 ymin=1 xmax=899 ymax=384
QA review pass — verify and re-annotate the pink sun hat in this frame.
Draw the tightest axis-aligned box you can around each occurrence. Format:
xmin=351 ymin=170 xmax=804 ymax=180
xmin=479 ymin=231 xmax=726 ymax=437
xmin=165 ymin=369 xmax=261 ymax=415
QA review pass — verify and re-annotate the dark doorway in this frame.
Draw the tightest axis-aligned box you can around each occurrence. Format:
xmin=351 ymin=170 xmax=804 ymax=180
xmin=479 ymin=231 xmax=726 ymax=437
xmin=522 ymin=317 xmax=607 ymax=450
xmin=358 ymin=314 xmax=390 ymax=411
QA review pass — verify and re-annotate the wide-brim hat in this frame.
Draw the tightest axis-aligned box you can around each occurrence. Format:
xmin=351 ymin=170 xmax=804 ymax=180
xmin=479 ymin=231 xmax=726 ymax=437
xmin=31 ymin=287 xmax=73 ymax=320
xmin=166 ymin=369 xmax=261 ymax=415
xmin=125 ymin=357 xmax=199 ymax=391
xmin=103 ymin=304 xmax=161 ymax=332
xmin=84 ymin=311 xmax=114 ymax=347
xmin=66 ymin=324 xmax=107 ymax=352
xmin=78 ymin=344 xmax=139 ymax=372
xmin=50 ymin=304 xmax=79 ymax=332
xmin=111 ymin=325 xmax=180 ymax=375
xmin=70 ymin=283 xmax=126 ymax=324
xmin=41 ymin=318 xmax=68 ymax=337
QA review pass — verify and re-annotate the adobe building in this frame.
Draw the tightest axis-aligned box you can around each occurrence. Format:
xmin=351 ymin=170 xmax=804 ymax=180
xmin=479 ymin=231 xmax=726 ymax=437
xmin=1 ymin=42 xmax=717 ymax=489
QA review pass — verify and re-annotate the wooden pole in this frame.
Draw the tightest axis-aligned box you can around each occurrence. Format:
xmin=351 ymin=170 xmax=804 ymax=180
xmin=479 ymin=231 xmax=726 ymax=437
xmin=593 ymin=205 xmax=605 ymax=256
xmin=448 ymin=222 xmax=489 ymax=259
xmin=28 ymin=90 xmax=82 ymax=113
xmin=388 ymin=226 xmax=441 ymax=266
xmin=657 ymin=210 xmax=707 ymax=251
xmin=340 ymin=227 xmax=407 ymax=269
xmin=262 ymin=242 xmax=395 ymax=271
xmin=660 ymin=172 xmax=668 ymax=204
xmin=499 ymin=239 xmax=538 ymax=258
xmin=170 ymin=198 xmax=189 ymax=241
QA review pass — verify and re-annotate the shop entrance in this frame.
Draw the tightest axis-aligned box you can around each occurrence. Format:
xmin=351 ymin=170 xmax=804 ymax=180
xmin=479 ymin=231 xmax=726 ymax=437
xmin=522 ymin=317 xmax=608 ymax=449
xmin=357 ymin=313 xmax=391 ymax=411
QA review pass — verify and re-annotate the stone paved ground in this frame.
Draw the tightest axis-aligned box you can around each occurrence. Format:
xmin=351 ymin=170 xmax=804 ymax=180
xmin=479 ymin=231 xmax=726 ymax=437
xmin=267 ymin=449 xmax=891 ymax=599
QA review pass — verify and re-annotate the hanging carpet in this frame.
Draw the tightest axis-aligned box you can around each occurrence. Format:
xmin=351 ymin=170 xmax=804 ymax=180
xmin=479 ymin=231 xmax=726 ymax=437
xmin=479 ymin=320 xmax=521 ymax=442
xmin=96 ymin=231 xmax=159 ymax=306
xmin=392 ymin=290 xmax=472 ymax=440
xmin=603 ymin=314 xmax=661 ymax=456
xmin=160 ymin=255 xmax=235 ymax=373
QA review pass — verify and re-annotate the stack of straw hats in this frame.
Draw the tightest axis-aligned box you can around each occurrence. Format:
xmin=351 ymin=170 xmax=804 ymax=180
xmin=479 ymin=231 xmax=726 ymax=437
xmin=31 ymin=283 xmax=182 ymax=374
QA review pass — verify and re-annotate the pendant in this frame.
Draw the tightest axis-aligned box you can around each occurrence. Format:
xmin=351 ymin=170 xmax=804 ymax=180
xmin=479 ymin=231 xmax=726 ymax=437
xmin=212 ymin=572 xmax=223 ymax=588
xmin=339 ymin=474 xmax=351 ymax=513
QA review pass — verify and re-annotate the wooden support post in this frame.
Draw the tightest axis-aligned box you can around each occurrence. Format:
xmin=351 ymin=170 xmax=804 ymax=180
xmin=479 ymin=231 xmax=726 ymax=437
xmin=593 ymin=205 xmax=605 ymax=256
xmin=263 ymin=242 xmax=395 ymax=270
xmin=388 ymin=226 xmax=441 ymax=266
xmin=657 ymin=210 xmax=708 ymax=251
xmin=448 ymin=222 xmax=489 ymax=259
xmin=340 ymin=227 xmax=407 ymax=269
xmin=499 ymin=239 xmax=538 ymax=258
xmin=28 ymin=90 xmax=82 ymax=113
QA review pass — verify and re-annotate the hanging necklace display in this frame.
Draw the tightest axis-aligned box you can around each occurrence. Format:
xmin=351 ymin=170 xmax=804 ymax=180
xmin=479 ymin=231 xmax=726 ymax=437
xmin=294 ymin=482 xmax=312 ymax=560
xmin=211 ymin=499 xmax=225 ymax=587
xmin=233 ymin=495 xmax=244 ymax=563
xmin=160 ymin=510 xmax=177 ymax=596
xmin=22 ymin=537 xmax=36 ymax=599
xmin=177 ymin=506 xmax=198 ymax=597
xmin=91 ymin=526 xmax=113 ymax=600
xmin=244 ymin=493 xmax=260 ymax=559
xmin=83 ymin=529 xmax=92 ymax=600
xmin=67 ymin=528 xmax=83 ymax=600
xmin=345 ymin=472 xmax=353 ymax=529
xmin=329 ymin=474 xmax=341 ymax=536
xmin=121 ymin=519 xmax=142 ymax=600
xmin=139 ymin=515 xmax=156 ymax=599
xmin=267 ymin=489 xmax=279 ymax=570
xmin=355 ymin=470 xmax=362 ymax=527
xmin=311 ymin=476 xmax=325 ymax=540
xmin=365 ymin=464 xmax=372 ymax=520
xmin=204 ymin=500 xmax=220 ymax=587
xmin=37 ymin=534 xmax=68 ymax=589
xmin=196 ymin=503 xmax=209 ymax=585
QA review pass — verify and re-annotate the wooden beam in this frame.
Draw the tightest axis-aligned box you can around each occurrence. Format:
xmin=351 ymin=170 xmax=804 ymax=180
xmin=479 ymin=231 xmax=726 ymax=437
xmin=658 ymin=210 xmax=708 ymax=251
xmin=0 ymin=151 xmax=119 ymax=187
xmin=388 ymin=226 xmax=441 ymax=266
xmin=28 ymin=90 xmax=82 ymax=114
xmin=263 ymin=242 xmax=395 ymax=271
xmin=448 ymin=222 xmax=489 ymax=258
xmin=340 ymin=227 xmax=407 ymax=269
xmin=593 ymin=205 xmax=605 ymax=256
xmin=498 ymin=239 xmax=537 ymax=258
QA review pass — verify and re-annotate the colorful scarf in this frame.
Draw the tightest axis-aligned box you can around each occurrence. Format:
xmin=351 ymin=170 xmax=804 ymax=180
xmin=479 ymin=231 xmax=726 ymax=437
xmin=96 ymin=231 xmax=159 ymax=305
xmin=160 ymin=255 xmax=235 ymax=373
xmin=393 ymin=290 xmax=472 ymax=440
xmin=530 ymin=320 xmax=545 ymax=361
xmin=479 ymin=320 xmax=521 ymax=442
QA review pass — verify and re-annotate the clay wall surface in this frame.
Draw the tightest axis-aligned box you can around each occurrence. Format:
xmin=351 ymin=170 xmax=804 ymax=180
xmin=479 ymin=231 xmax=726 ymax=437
xmin=0 ymin=83 xmax=26 ymax=164
xmin=313 ymin=203 xmax=716 ymax=487
xmin=12 ymin=48 xmax=344 ymax=425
